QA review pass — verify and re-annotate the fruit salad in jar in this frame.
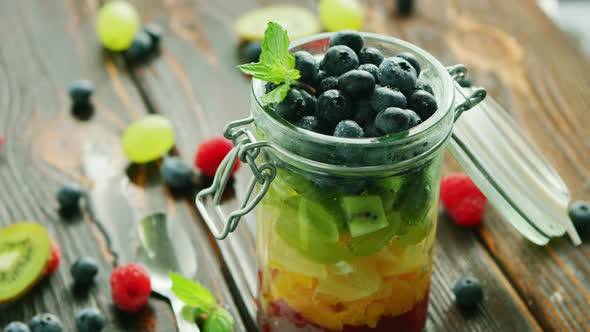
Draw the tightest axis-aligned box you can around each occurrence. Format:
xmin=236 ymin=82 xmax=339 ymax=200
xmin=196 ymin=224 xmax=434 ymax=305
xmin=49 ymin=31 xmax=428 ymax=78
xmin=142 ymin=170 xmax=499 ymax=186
xmin=238 ymin=26 xmax=448 ymax=332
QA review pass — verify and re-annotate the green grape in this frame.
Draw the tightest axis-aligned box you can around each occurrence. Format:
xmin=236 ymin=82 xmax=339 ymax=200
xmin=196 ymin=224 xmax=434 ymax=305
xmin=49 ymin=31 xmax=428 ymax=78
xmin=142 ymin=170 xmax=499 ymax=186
xmin=96 ymin=0 xmax=140 ymax=51
xmin=319 ymin=0 xmax=364 ymax=32
xmin=202 ymin=308 xmax=234 ymax=332
xmin=122 ymin=115 xmax=175 ymax=163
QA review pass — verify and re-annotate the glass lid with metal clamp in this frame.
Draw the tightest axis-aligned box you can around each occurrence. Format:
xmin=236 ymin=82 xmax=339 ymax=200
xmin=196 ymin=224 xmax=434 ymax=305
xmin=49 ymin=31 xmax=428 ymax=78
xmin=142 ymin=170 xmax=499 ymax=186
xmin=196 ymin=31 xmax=580 ymax=332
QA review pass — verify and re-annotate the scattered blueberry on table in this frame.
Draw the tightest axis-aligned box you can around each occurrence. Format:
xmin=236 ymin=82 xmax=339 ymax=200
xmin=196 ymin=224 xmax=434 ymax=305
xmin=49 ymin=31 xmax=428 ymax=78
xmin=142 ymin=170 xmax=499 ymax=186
xmin=569 ymin=200 xmax=590 ymax=235
xmin=453 ymin=276 xmax=484 ymax=309
xmin=143 ymin=23 xmax=162 ymax=51
xmin=161 ymin=156 xmax=194 ymax=190
xmin=3 ymin=322 xmax=30 ymax=332
xmin=125 ymin=30 xmax=152 ymax=61
xmin=396 ymin=0 xmax=415 ymax=16
xmin=28 ymin=313 xmax=63 ymax=332
xmin=56 ymin=183 xmax=84 ymax=213
xmin=71 ymin=257 xmax=99 ymax=286
xmin=75 ymin=308 xmax=106 ymax=332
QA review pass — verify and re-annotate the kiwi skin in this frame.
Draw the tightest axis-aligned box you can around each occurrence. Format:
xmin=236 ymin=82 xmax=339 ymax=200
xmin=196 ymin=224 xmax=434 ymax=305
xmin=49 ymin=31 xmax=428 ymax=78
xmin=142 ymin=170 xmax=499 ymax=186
xmin=0 ymin=222 xmax=52 ymax=304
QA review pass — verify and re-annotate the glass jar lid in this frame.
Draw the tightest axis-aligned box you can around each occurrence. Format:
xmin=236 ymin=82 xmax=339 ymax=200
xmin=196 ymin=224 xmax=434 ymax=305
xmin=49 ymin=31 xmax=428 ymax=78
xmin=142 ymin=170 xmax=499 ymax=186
xmin=449 ymin=85 xmax=581 ymax=246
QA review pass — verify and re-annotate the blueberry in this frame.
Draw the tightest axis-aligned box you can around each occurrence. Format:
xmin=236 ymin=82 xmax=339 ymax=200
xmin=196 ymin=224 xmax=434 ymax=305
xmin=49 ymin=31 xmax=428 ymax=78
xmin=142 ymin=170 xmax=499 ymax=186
xmin=397 ymin=0 xmax=415 ymax=16
xmin=125 ymin=31 xmax=153 ymax=61
xmin=333 ymin=120 xmax=364 ymax=138
xmin=70 ymin=257 xmax=99 ymax=285
xmin=338 ymin=70 xmax=376 ymax=99
xmin=69 ymin=80 xmax=94 ymax=104
xmin=317 ymin=90 xmax=353 ymax=126
xmin=143 ymin=23 xmax=162 ymax=50
xmin=275 ymin=88 xmax=306 ymax=123
xmin=369 ymin=86 xmax=407 ymax=114
xmin=569 ymin=201 xmax=590 ymax=234
xmin=265 ymin=82 xmax=278 ymax=93
xmin=358 ymin=64 xmax=379 ymax=83
xmin=396 ymin=52 xmax=421 ymax=75
xmin=408 ymin=90 xmax=438 ymax=120
xmin=317 ymin=76 xmax=339 ymax=95
xmin=294 ymin=51 xmax=318 ymax=84
xmin=161 ymin=156 xmax=195 ymax=189
xmin=300 ymin=89 xmax=317 ymax=116
xmin=239 ymin=41 xmax=262 ymax=63
xmin=313 ymin=70 xmax=327 ymax=87
xmin=75 ymin=308 xmax=106 ymax=332
xmin=414 ymin=78 xmax=434 ymax=95
xmin=375 ymin=107 xmax=421 ymax=135
xmin=56 ymin=183 xmax=83 ymax=211
xmin=352 ymin=100 xmax=375 ymax=127
xmin=296 ymin=116 xmax=324 ymax=133
xmin=452 ymin=277 xmax=484 ymax=309
xmin=3 ymin=322 xmax=30 ymax=332
xmin=378 ymin=57 xmax=417 ymax=93
xmin=29 ymin=314 xmax=63 ymax=332
xmin=363 ymin=121 xmax=381 ymax=138
xmin=320 ymin=45 xmax=359 ymax=76
xmin=359 ymin=47 xmax=384 ymax=66
xmin=329 ymin=30 xmax=364 ymax=54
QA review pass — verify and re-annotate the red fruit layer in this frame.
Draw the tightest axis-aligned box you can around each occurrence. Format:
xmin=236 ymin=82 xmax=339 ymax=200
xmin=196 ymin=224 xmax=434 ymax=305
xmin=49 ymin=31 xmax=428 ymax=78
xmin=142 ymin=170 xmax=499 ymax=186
xmin=259 ymin=290 xmax=429 ymax=332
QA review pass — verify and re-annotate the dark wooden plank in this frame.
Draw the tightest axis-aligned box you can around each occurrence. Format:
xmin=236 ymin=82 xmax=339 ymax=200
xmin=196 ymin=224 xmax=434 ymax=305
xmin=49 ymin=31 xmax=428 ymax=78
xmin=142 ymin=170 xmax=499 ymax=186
xmin=0 ymin=1 xmax=245 ymax=331
xmin=386 ymin=0 xmax=590 ymax=331
xmin=127 ymin=0 xmax=544 ymax=331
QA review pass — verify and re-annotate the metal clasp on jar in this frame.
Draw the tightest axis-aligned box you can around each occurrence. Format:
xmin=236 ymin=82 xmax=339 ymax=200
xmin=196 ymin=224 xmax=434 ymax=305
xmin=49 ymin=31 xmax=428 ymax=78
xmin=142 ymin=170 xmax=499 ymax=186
xmin=195 ymin=117 xmax=276 ymax=239
xmin=447 ymin=64 xmax=487 ymax=121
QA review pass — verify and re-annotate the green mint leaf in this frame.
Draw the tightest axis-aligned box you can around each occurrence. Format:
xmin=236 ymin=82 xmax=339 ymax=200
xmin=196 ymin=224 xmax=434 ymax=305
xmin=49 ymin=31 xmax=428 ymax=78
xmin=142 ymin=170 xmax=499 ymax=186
xmin=202 ymin=307 xmax=234 ymax=332
xmin=237 ymin=22 xmax=300 ymax=104
xmin=261 ymin=82 xmax=290 ymax=104
xmin=169 ymin=272 xmax=217 ymax=310
xmin=260 ymin=22 xmax=294 ymax=70
xmin=237 ymin=63 xmax=286 ymax=84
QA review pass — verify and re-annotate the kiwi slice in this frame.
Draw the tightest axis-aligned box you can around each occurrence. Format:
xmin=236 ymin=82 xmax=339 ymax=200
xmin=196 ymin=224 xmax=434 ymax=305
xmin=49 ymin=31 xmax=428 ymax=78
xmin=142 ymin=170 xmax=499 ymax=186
xmin=341 ymin=195 xmax=389 ymax=238
xmin=0 ymin=223 xmax=52 ymax=303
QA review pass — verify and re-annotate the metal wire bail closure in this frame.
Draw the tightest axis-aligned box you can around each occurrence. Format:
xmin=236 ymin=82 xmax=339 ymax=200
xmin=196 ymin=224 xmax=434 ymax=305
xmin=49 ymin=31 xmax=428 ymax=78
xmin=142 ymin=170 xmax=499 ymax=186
xmin=195 ymin=117 xmax=276 ymax=239
xmin=447 ymin=64 xmax=487 ymax=120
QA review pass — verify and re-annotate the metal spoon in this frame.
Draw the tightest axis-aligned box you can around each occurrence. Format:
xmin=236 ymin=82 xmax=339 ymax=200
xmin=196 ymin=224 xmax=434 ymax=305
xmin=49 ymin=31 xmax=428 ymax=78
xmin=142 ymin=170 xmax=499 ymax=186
xmin=137 ymin=212 xmax=200 ymax=332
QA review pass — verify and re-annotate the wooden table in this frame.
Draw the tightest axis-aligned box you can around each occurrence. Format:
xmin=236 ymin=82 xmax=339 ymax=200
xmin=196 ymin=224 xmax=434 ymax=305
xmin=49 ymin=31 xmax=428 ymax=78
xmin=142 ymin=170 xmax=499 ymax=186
xmin=1 ymin=0 xmax=588 ymax=331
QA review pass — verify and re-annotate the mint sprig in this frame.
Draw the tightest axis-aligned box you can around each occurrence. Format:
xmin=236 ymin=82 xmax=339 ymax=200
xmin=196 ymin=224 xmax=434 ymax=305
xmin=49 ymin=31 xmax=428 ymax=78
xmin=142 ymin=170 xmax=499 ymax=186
xmin=238 ymin=22 xmax=300 ymax=104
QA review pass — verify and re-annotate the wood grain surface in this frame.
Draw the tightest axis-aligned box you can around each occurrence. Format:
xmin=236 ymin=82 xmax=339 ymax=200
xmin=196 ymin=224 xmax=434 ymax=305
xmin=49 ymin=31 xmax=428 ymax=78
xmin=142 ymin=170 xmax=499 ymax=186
xmin=0 ymin=0 xmax=244 ymax=331
xmin=1 ymin=0 xmax=589 ymax=331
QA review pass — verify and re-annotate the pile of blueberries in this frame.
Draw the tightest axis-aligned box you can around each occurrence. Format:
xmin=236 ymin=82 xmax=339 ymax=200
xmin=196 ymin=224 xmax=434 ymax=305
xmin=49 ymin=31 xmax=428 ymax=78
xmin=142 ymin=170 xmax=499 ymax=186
xmin=269 ymin=30 xmax=438 ymax=138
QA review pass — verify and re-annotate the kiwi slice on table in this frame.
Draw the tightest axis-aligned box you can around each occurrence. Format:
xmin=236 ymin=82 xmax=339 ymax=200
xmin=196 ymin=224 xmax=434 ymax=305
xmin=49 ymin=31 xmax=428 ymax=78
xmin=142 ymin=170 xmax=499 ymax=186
xmin=0 ymin=223 xmax=52 ymax=303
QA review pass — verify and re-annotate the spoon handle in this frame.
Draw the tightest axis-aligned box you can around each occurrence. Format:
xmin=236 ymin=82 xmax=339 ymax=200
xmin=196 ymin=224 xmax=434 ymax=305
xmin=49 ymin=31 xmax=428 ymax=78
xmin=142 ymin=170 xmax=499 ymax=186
xmin=170 ymin=296 xmax=201 ymax=332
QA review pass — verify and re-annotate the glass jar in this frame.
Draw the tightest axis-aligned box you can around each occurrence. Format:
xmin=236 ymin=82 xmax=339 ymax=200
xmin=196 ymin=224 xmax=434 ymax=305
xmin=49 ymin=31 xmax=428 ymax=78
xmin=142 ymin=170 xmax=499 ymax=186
xmin=197 ymin=32 xmax=486 ymax=332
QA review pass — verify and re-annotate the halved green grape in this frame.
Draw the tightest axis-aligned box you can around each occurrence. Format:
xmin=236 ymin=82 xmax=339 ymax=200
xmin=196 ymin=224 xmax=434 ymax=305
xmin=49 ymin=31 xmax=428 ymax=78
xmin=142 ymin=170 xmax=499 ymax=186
xmin=341 ymin=195 xmax=389 ymax=238
xmin=315 ymin=259 xmax=381 ymax=302
xmin=96 ymin=1 xmax=140 ymax=51
xmin=274 ymin=199 xmax=352 ymax=264
xmin=122 ymin=115 xmax=175 ymax=163
xmin=319 ymin=0 xmax=364 ymax=32
xmin=270 ymin=232 xmax=328 ymax=278
xmin=299 ymin=197 xmax=340 ymax=244
xmin=235 ymin=5 xmax=321 ymax=41
xmin=394 ymin=171 xmax=433 ymax=224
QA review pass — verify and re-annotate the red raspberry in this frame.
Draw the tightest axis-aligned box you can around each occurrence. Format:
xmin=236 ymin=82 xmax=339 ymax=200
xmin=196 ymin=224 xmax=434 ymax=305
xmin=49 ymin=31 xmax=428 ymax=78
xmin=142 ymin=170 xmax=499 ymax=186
xmin=110 ymin=263 xmax=152 ymax=312
xmin=440 ymin=173 xmax=487 ymax=226
xmin=0 ymin=135 xmax=4 ymax=152
xmin=195 ymin=137 xmax=240 ymax=177
xmin=45 ymin=240 xmax=60 ymax=275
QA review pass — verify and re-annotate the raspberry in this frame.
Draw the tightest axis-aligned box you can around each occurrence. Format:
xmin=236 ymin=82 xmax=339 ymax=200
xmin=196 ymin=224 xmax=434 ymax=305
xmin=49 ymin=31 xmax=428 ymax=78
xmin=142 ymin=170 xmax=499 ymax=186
xmin=0 ymin=135 xmax=4 ymax=152
xmin=440 ymin=173 xmax=487 ymax=226
xmin=110 ymin=263 xmax=151 ymax=312
xmin=195 ymin=137 xmax=240 ymax=177
xmin=45 ymin=240 xmax=61 ymax=275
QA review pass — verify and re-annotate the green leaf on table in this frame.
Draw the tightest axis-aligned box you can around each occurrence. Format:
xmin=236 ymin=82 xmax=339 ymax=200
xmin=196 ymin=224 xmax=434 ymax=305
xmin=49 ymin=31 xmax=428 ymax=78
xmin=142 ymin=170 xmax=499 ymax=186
xmin=237 ymin=22 xmax=300 ymax=104
xmin=203 ymin=307 xmax=235 ymax=332
xmin=169 ymin=272 xmax=217 ymax=310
